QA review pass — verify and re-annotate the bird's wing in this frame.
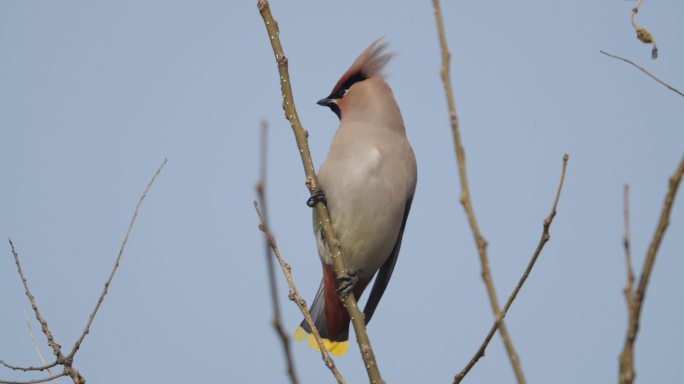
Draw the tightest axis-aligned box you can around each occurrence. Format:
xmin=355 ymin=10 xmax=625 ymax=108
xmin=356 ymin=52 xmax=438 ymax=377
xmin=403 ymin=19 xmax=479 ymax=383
xmin=362 ymin=193 xmax=414 ymax=324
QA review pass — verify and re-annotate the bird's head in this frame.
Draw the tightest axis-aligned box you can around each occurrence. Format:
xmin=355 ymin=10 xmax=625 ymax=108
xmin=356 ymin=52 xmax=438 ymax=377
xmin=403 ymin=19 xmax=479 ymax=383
xmin=318 ymin=39 xmax=393 ymax=120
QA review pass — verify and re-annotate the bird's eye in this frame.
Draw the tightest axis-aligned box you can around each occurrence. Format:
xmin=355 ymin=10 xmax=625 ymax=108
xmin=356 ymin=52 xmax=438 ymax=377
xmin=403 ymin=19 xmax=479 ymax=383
xmin=332 ymin=71 xmax=366 ymax=99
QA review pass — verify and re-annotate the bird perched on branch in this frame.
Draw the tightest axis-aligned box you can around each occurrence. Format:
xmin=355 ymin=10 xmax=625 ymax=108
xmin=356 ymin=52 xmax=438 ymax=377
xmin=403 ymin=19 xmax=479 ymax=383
xmin=295 ymin=39 xmax=417 ymax=356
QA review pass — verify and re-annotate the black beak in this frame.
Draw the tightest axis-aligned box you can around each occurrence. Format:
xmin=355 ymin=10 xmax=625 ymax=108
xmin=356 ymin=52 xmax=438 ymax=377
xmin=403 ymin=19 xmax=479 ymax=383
xmin=317 ymin=97 xmax=341 ymax=120
xmin=317 ymin=97 xmax=335 ymax=107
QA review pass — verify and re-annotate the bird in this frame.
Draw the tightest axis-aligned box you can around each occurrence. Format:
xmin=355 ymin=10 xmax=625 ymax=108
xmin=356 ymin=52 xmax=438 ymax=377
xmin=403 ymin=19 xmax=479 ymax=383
xmin=294 ymin=39 xmax=417 ymax=356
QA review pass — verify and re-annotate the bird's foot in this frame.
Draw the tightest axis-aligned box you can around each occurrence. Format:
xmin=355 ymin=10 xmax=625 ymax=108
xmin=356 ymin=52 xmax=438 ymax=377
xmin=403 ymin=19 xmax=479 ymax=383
xmin=336 ymin=270 xmax=361 ymax=296
xmin=306 ymin=190 xmax=327 ymax=208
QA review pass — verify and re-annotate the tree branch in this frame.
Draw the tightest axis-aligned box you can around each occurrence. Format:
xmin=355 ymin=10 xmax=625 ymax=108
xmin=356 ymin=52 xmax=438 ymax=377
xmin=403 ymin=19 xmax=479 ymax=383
xmin=454 ymin=154 xmax=569 ymax=383
xmin=254 ymin=203 xmax=346 ymax=384
xmin=3 ymin=160 xmax=166 ymax=384
xmin=432 ymin=0 xmax=526 ymax=382
xmin=0 ymin=362 xmax=57 ymax=373
xmin=600 ymin=51 xmax=683 ymax=98
xmin=622 ymin=185 xmax=635 ymax=312
xmin=8 ymin=240 xmax=64 ymax=362
xmin=23 ymin=310 xmax=52 ymax=376
xmin=67 ymin=159 xmax=167 ymax=360
xmin=255 ymin=120 xmax=299 ymax=384
xmin=0 ymin=370 xmax=68 ymax=384
xmin=256 ymin=1 xmax=383 ymax=382
xmin=619 ymin=155 xmax=684 ymax=384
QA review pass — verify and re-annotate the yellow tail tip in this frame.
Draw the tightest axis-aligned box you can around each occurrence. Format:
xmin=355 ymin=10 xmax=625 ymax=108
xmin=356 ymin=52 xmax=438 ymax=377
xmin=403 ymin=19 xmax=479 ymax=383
xmin=294 ymin=326 xmax=349 ymax=356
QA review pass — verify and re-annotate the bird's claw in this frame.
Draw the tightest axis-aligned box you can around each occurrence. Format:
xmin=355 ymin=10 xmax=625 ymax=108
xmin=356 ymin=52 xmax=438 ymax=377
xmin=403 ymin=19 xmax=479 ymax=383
xmin=336 ymin=270 xmax=361 ymax=296
xmin=306 ymin=190 xmax=327 ymax=208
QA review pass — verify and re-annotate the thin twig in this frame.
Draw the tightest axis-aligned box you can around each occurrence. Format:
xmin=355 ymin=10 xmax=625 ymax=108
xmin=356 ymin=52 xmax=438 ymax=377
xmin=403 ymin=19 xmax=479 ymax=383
xmin=256 ymin=1 xmax=383 ymax=382
xmin=0 ymin=361 xmax=57 ymax=373
xmin=254 ymin=203 xmax=346 ymax=384
xmin=0 ymin=370 xmax=68 ymax=384
xmin=8 ymin=240 xmax=64 ymax=362
xmin=454 ymin=154 xmax=570 ymax=384
xmin=600 ymin=51 xmax=683 ymax=98
xmin=629 ymin=0 xmax=657 ymax=59
xmin=23 ymin=310 xmax=49 ymax=369
xmin=619 ymin=155 xmax=684 ymax=384
xmin=22 ymin=310 xmax=56 ymax=381
xmin=67 ymin=158 xmax=167 ymax=360
xmin=432 ymin=0 xmax=526 ymax=382
xmin=256 ymin=120 xmax=299 ymax=384
xmin=622 ymin=185 xmax=635 ymax=309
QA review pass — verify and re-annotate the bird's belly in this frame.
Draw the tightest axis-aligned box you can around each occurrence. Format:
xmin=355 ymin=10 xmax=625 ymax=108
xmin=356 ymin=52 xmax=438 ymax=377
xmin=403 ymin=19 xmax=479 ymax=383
xmin=334 ymin=202 xmax=401 ymax=278
xmin=317 ymin=154 xmax=406 ymax=280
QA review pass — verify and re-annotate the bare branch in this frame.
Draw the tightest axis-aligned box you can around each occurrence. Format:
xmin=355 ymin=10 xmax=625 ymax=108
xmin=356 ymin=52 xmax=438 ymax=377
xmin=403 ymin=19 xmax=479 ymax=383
xmin=0 ymin=370 xmax=67 ymax=384
xmin=256 ymin=120 xmax=299 ymax=384
xmin=0 ymin=361 xmax=58 ymax=373
xmin=600 ymin=51 xmax=683 ymax=98
xmin=622 ymin=185 xmax=635 ymax=310
xmin=22 ymin=311 xmax=53 ymax=378
xmin=454 ymin=154 xmax=569 ymax=383
xmin=8 ymin=240 xmax=64 ymax=362
xmin=256 ymin=1 xmax=382 ymax=381
xmin=254 ymin=203 xmax=346 ymax=384
xmin=432 ymin=0 xmax=525 ymax=381
xmin=619 ymin=155 xmax=684 ymax=384
xmin=3 ymin=160 xmax=165 ymax=384
xmin=68 ymin=159 xmax=167 ymax=360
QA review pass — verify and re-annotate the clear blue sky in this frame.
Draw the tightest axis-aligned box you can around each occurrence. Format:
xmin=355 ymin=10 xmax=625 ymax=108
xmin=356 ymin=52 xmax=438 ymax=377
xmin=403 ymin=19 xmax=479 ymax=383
xmin=1 ymin=1 xmax=682 ymax=383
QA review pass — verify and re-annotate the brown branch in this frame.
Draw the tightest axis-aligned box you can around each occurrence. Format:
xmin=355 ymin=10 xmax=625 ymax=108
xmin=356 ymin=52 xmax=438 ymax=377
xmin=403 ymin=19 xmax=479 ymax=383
xmin=67 ymin=159 xmax=167 ymax=360
xmin=8 ymin=240 xmax=64 ymax=362
xmin=619 ymin=155 xmax=684 ymax=384
xmin=0 ymin=362 xmax=57 ymax=373
xmin=454 ymin=154 xmax=569 ymax=384
xmin=0 ymin=370 xmax=68 ymax=384
xmin=629 ymin=0 xmax=657 ymax=59
xmin=600 ymin=51 xmax=683 ymax=98
xmin=256 ymin=120 xmax=299 ymax=384
xmin=23 ymin=310 xmax=51 ymax=376
xmin=5 ymin=245 xmax=70 ymax=384
xmin=622 ymin=185 xmax=635 ymax=310
xmin=3 ymin=160 xmax=165 ymax=384
xmin=256 ymin=1 xmax=383 ymax=382
xmin=0 ymin=315 xmax=58 ymax=377
xmin=432 ymin=0 xmax=526 ymax=382
xmin=254 ymin=203 xmax=346 ymax=384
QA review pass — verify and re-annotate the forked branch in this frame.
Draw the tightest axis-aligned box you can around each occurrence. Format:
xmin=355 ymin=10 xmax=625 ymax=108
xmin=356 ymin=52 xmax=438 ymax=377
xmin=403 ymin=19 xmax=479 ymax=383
xmin=454 ymin=154 xmax=570 ymax=383
xmin=619 ymin=155 xmax=684 ymax=384
xmin=254 ymin=203 xmax=346 ymax=384
xmin=2 ymin=159 xmax=166 ymax=384
xmin=432 ymin=0 xmax=525 ymax=381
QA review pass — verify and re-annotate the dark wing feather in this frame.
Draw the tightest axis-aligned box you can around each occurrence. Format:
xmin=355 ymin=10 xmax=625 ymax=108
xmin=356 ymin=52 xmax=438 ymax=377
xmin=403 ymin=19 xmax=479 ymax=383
xmin=362 ymin=195 xmax=414 ymax=324
xmin=300 ymin=281 xmax=328 ymax=338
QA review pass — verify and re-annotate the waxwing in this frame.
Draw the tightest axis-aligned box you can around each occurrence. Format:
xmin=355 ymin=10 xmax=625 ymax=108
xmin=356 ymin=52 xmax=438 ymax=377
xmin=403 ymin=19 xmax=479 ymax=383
xmin=295 ymin=39 xmax=417 ymax=355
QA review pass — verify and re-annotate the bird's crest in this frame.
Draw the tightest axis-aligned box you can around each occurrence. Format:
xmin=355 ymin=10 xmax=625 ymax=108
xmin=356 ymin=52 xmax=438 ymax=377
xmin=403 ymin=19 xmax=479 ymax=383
xmin=329 ymin=38 xmax=392 ymax=98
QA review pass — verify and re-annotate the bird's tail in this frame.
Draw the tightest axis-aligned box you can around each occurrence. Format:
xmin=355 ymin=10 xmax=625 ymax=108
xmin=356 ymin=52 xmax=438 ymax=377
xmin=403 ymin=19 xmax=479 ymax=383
xmin=296 ymin=265 xmax=373 ymax=356
xmin=294 ymin=278 xmax=350 ymax=356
